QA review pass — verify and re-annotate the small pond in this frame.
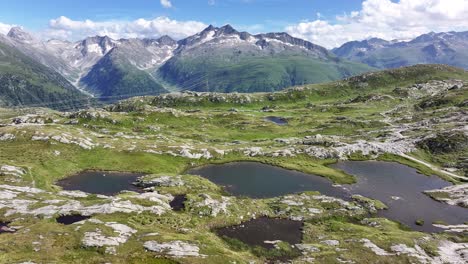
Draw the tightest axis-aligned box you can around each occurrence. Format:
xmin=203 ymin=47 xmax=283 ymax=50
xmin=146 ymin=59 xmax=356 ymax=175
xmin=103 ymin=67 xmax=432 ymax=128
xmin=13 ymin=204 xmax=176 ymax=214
xmin=265 ymin=116 xmax=288 ymax=125
xmin=186 ymin=162 xmax=347 ymax=199
xmin=332 ymin=161 xmax=468 ymax=232
xmin=189 ymin=161 xmax=468 ymax=232
xmin=56 ymin=170 xmax=145 ymax=195
xmin=216 ymin=217 xmax=303 ymax=249
xmin=170 ymin=194 xmax=187 ymax=211
xmin=56 ymin=214 xmax=91 ymax=225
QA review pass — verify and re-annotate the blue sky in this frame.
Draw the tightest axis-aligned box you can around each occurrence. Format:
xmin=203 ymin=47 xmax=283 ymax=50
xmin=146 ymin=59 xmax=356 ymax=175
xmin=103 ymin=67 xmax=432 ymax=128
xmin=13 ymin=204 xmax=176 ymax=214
xmin=0 ymin=0 xmax=363 ymax=32
xmin=0 ymin=0 xmax=467 ymax=48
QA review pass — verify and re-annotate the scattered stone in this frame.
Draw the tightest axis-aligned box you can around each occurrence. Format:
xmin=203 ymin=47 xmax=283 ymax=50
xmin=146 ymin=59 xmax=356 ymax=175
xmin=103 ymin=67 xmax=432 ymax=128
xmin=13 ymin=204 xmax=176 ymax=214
xmin=425 ymin=184 xmax=468 ymax=208
xmin=0 ymin=165 xmax=26 ymax=177
xmin=179 ymin=148 xmax=212 ymax=159
xmin=135 ymin=175 xmax=184 ymax=188
xmin=82 ymin=222 xmax=136 ymax=248
xmin=195 ymin=194 xmax=231 ymax=217
xmin=360 ymin=239 xmax=393 ymax=256
xmin=295 ymin=244 xmax=320 ymax=253
xmin=432 ymin=224 xmax=468 ymax=233
xmin=58 ymin=190 xmax=89 ymax=198
xmin=144 ymin=240 xmax=204 ymax=258
xmin=321 ymin=240 xmax=340 ymax=246
xmin=243 ymin=147 xmax=263 ymax=157
xmin=0 ymin=133 xmax=15 ymax=141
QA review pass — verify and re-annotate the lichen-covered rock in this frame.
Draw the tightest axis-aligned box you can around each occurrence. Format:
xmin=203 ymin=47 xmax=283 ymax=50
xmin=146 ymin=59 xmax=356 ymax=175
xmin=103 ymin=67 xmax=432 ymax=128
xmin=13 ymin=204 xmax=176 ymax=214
xmin=425 ymin=184 xmax=468 ymax=208
xmin=135 ymin=175 xmax=184 ymax=188
xmin=179 ymin=148 xmax=212 ymax=159
xmin=417 ymin=132 xmax=468 ymax=154
xmin=0 ymin=165 xmax=26 ymax=177
xmin=360 ymin=239 xmax=393 ymax=256
xmin=0 ymin=185 xmax=170 ymax=217
xmin=305 ymin=139 xmax=415 ymax=160
xmin=295 ymin=244 xmax=320 ymax=253
xmin=321 ymin=240 xmax=340 ymax=247
xmin=143 ymin=240 xmax=203 ymax=258
xmin=0 ymin=133 xmax=15 ymax=141
xmin=51 ymin=133 xmax=96 ymax=150
xmin=194 ymin=194 xmax=231 ymax=217
xmin=82 ymin=222 xmax=136 ymax=249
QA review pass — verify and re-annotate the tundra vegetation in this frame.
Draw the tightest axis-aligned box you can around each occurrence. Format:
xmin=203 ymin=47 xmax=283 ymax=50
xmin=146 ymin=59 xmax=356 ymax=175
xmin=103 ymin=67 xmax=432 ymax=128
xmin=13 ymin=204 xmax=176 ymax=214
xmin=0 ymin=65 xmax=467 ymax=263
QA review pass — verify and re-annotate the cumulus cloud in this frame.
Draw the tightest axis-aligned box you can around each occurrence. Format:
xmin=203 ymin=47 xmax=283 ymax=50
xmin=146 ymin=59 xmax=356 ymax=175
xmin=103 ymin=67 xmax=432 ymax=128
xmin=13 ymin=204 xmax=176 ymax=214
xmin=286 ymin=0 xmax=468 ymax=48
xmin=45 ymin=16 xmax=207 ymax=40
xmin=160 ymin=0 xmax=172 ymax=8
xmin=0 ymin=22 xmax=14 ymax=35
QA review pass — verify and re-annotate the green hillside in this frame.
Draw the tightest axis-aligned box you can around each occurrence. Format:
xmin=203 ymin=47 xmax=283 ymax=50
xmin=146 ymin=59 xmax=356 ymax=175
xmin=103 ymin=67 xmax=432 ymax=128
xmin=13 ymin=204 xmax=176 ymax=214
xmin=158 ymin=55 xmax=374 ymax=93
xmin=80 ymin=48 xmax=168 ymax=101
xmin=0 ymin=41 xmax=89 ymax=110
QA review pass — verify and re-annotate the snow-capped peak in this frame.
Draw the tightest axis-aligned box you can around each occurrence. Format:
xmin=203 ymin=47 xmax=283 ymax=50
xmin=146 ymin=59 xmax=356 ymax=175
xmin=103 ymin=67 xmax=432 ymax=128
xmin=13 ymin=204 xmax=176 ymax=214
xmin=7 ymin=27 xmax=36 ymax=43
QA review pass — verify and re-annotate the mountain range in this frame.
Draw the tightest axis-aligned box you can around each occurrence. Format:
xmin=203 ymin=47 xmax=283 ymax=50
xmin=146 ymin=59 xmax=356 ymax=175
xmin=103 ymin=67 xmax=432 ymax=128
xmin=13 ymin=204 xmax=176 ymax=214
xmin=333 ymin=31 xmax=468 ymax=69
xmin=0 ymin=25 xmax=467 ymax=109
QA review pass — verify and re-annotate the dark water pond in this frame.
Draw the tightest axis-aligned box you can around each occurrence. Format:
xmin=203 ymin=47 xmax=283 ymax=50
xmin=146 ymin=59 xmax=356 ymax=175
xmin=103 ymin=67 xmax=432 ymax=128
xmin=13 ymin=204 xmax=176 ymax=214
xmin=0 ymin=222 xmax=15 ymax=233
xmin=187 ymin=162 xmax=346 ymax=199
xmin=56 ymin=214 xmax=91 ymax=225
xmin=332 ymin=161 xmax=468 ymax=232
xmin=265 ymin=116 xmax=288 ymax=125
xmin=56 ymin=170 xmax=145 ymax=195
xmin=216 ymin=217 xmax=303 ymax=249
xmin=170 ymin=194 xmax=187 ymax=211
xmin=189 ymin=161 xmax=468 ymax=232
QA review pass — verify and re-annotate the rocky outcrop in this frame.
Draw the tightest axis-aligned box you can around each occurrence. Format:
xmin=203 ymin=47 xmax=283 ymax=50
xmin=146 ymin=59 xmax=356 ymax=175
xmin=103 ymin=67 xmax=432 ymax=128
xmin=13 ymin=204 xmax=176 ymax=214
xmin=417 ymin=132 xmax=468 ymax=154
xmin=0 ymin=184 xmax=172 ymax=217
xmin=143 ymin=240 xmax=204 ymax=258
xmin=425 ymin=184 xmax=468 ymax=208
xmin=11 ymin=114 xmax=52 ymax=125
xmin=0 ymin=133 xmax=15 ymax=141
xmin=360 ymin=239 xmax=393 ymax=256
xmin=81 ymin=221 xmax=136 ymax=250
xmin=358 ymin=238 xmax=468 ymax=264
xmin=0 ymin=165 xmax=26 ymax=177
xmin=194 ymin=194 xmax=231 ymax=217
xmin=31 ymin=132 xmax=98 ymax=150
xmin=305 ymin=140 xmax=415 ymax=159
xmin=135 ymin=175 xmax=184 ymax=189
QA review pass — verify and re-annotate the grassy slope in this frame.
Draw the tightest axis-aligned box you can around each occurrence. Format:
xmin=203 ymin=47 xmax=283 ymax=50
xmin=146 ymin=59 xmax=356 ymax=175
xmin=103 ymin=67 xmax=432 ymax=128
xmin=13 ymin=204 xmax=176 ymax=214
xmin=158 ymin=55 xmax=374 ymax=93
xmin=0 ymin=42 xmax=89 ymax=110
xmin=81 ymin=50 xmax=168 ymax=101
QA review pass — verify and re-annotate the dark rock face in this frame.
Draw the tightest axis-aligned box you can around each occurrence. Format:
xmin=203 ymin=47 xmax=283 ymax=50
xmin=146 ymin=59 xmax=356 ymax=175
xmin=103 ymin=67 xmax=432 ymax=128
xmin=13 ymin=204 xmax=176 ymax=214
xmin=417 ymin=132 xmax=468 ymax=154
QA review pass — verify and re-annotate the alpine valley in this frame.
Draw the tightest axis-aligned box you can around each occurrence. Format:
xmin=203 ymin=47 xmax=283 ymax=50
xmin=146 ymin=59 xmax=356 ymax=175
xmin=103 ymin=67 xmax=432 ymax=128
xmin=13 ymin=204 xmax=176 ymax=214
xmin=2 ymin=24 xmax=467 ymax=110
xmin=0 ymin=24 xmax=375 ymax=107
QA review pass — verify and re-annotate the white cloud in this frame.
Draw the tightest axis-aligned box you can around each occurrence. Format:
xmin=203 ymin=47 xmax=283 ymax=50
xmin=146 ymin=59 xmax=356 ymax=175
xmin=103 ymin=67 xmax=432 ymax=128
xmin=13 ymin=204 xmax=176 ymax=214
xmin=45 ymin=16 xmax=207 ymax=40
xmin=286 ymin=0 xmax=468 ymax=48
xmin=0 ymin=22 xmax=14 ymax=35
xmin=160 ymin=0 xmax=172 ymax=8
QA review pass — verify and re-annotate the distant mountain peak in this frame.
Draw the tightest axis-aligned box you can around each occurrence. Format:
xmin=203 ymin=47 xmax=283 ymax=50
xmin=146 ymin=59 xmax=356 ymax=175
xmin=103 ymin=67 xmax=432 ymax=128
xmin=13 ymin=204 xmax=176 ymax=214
xmin=7 ymin=27 xmax=35 ymax=43
xmin=156 ymin=35 xmax=177 ymax=46
xmin=218 ymin=24 xmax=238 ymax=34
xmin=79 ymin=35 xmax=117 ymax=55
